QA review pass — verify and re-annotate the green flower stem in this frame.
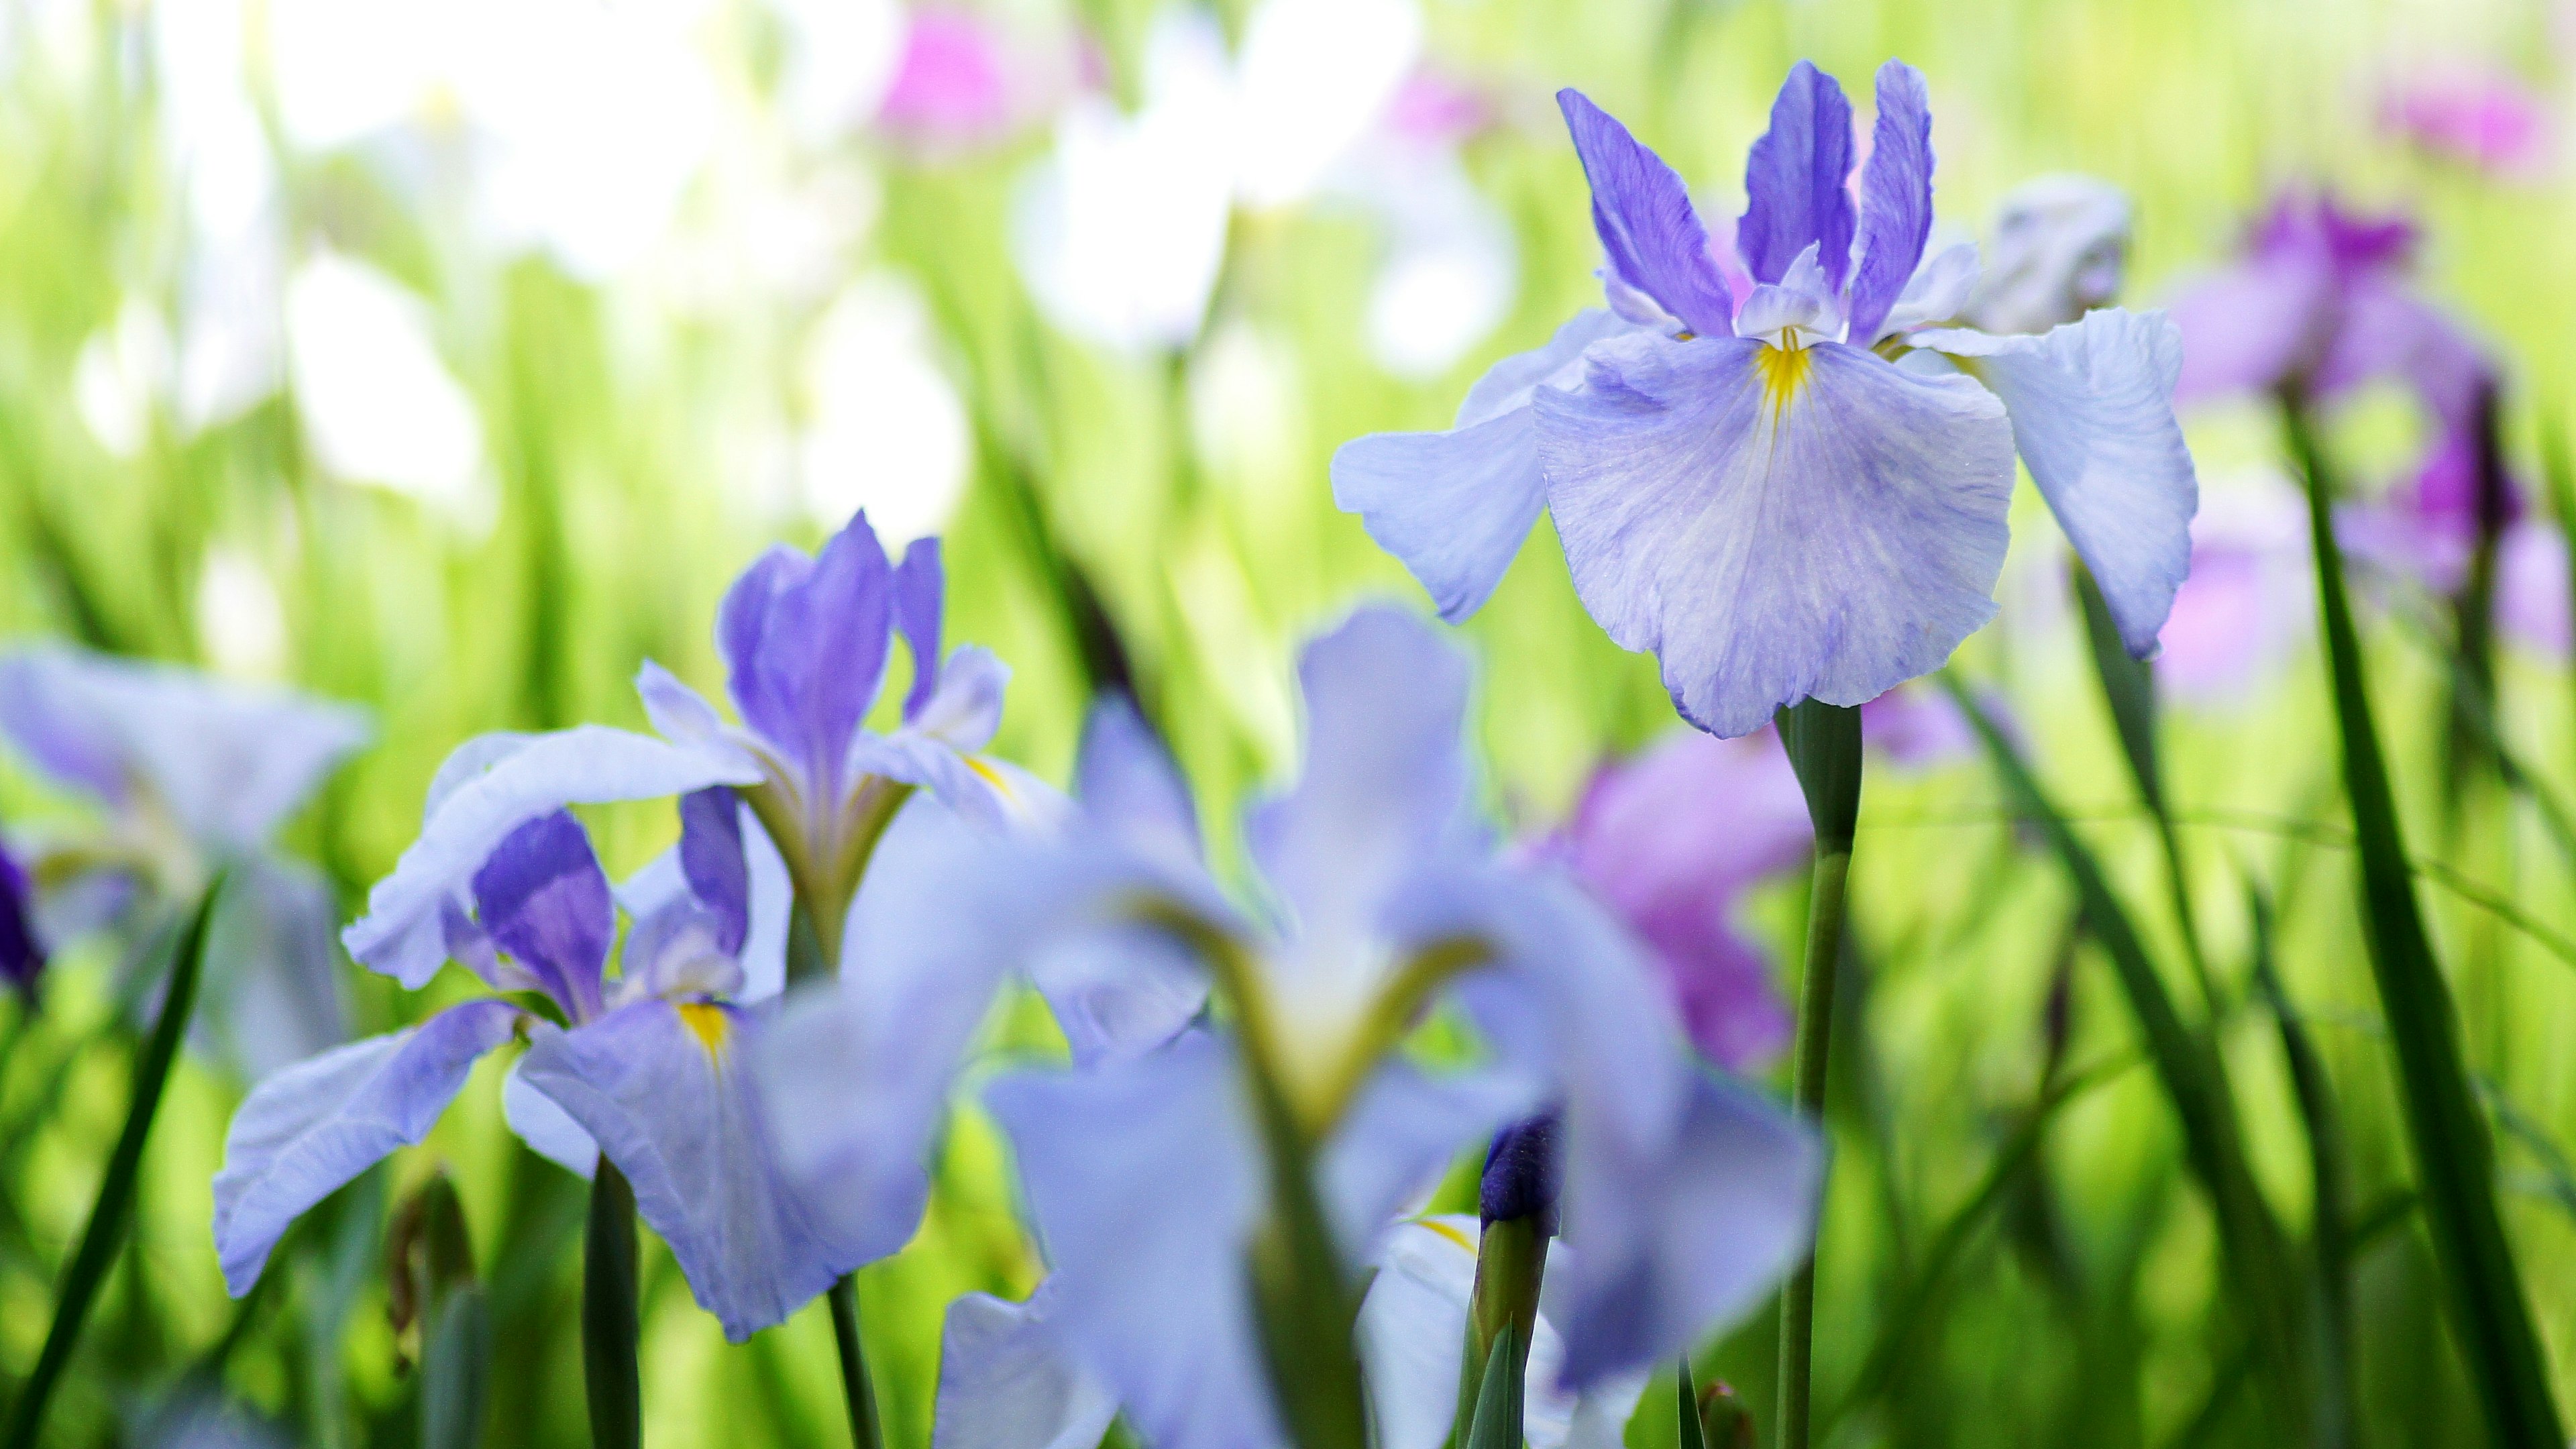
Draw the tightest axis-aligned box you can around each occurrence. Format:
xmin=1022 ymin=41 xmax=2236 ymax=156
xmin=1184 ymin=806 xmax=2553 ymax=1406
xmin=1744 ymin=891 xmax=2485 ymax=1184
xmin=1 ymin=875 xmax=220 ymax=1449
xmin=2284 ymin=396 xmax=2563 ymax=1447
xmin=1773 ymin=700 xmax=1862 ymax=1449
xmin=581 ymin=1161 xmax=641 ymax=1449
xmin=828 ymin=1277 xmax=884 ymax=1449
xmin=1454 ymin=1215 xmax=1545 ymax=1448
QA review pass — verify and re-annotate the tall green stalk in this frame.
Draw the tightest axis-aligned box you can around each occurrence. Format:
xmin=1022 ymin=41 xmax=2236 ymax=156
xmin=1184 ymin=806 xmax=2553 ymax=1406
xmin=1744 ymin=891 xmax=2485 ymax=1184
xmin=581 ymin=1161 xmax=641 ymax=1449
xmin=1773 ymin=699 xmax=1862 ymax=1449
xmin=2282 ymin=398 xmax=2563 ymax=1448
xmin=1 ymin=876 xmax=221 ymax=1449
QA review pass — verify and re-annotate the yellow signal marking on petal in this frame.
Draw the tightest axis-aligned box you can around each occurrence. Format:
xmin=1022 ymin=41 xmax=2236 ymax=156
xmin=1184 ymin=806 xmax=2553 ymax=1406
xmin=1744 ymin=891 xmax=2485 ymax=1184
xmin=676 ymin=1002 xmax=731 ymax=1061
xmin=966 ymin=756 xmax=1013 ymax=796
xmin=1754 ymin=341 xmax=1814 ymax=421
xmin=1417 ymin=1218 xmax=1477 ymax=1256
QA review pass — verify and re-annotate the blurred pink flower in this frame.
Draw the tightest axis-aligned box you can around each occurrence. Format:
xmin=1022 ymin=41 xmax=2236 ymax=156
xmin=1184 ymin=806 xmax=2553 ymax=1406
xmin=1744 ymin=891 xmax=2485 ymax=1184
xmin=1380 ymin=68 xmax=1492 ymax=150
xmin=2157 ymin=473 xmax=2312 ymax=704
xmin=1859 ymin=682 xmax=1974 ymax=767
xmin=2499 ymin=522 xmax=2571 ymax=656
xmin=1554 ymin=727 xmax=1811 ymax=1072
xmin=877 ymin=10 xmax=1015 ymax=145
xmin=2383 ymin=64 xmax=2553 ymax=179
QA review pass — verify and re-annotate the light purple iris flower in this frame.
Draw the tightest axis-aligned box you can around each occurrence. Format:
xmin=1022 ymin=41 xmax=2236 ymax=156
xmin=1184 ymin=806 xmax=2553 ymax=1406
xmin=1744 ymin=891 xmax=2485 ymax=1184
xmin=2153 ymin=474 xmax=2314 ymax=704
xmin=0 ymin=646 xmax=368 ymax=1077
xmin=2382 ymin=64 xmax=2553 ymax=179
xmin=1551 ymin=728 xmax=1809 ymax=1072
xmin=212 ymin=794 xmax=883 ymax=1342
xmin=760 ymin=606 xmax=1821 ymax=1449
xmin=340 ymin=511 xmax=1017 ymax=993
xmin=877 ymin=9 xmax=1024 ymax=152
xmin=1333 ymin=63 xmax=2198 ymax=738
xmin=1 ymin=838 xmax=42 ymax=996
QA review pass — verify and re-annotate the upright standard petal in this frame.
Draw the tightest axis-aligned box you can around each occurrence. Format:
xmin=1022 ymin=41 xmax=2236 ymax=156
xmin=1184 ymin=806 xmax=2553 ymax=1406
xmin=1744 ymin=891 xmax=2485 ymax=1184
xmin=343 ymin=725 xmax=759 ymax=988
xmin=1843 ymin=61 xmax=1935 ymax=343
xmin=471 ymin=811 xmax=614 ymax=1024
xmin=1737 ymin=62 xmax=1855 ymax=291
xmin=893 ymin=537 xmax=947 ymax=720
xmin=983 ymin=1036 xmax=1279 ymax=1449
xmin=718 ymin=513 xmax=898 ymax=790
xmin=676 ymin=786 xmax=751 ymax=955
xmin=518 ymin=1000 xmax=868 ymax=1340
xmin=1331 ymin=309 xmax=1631 ymax=622
xmin=1537 ymin=335 xmax=2015 ymax=737
xmin=211 ymin=1000 xmax=520 ymax=1295
xmin=1551 ymin=1071 xmax=1823 ymax=1385
xmin=931 ymin=1289 xmax=1122 ymax=1449
xmin=1918 ymin=309 xmax=2199 ymax=655
xmin=1554 ymin=91 xmax=1733 ymax=338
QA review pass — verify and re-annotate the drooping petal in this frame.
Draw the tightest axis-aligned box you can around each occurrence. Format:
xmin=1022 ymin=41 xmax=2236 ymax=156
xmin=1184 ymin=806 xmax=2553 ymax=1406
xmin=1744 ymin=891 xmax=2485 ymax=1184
xmin=1537 ymin=334 xmax=2015 ymax=737
xmin=0 ymin=651 xmax=131 ymax=806
xmin=1843 ymin=60 xmax=1935 ymax=343
xmin=1553 ymin=91 xmax=1732 ymax=338
xmin=519 ymin=999 xmax=869 ymax=1340
xmin=196 ymin=857 xmax=348 ymax=1081
xmin=894 ymin=537 xmax=947 ymax=720
xmin=211 ymin=1000 xmax=520 ymax=1295
xmin=1075 ymin=696 xmax=1201 ymax=870
xmin=1320 ymin=1061 xmax=1536 ymax=1256
xmin=718 ymin=513 xmax=898 ymax=792
xmin=343 ymin=726 xmax=759 ymax=989
xmin=983 ymin=1034 xmax=1279 ymax=1449
xmin=931 ymin=1289 xmax=1122 ymax=1449
xmin=1551 ymin=1070 xmax=1823 ymax=1386
xmin=471 ymin=811 xmax=614 ymax=1024
xmin=503 ymin=1053 xmax=599 ymax=1177
xmin=1918 ymin=309 xmax=2199 ymax=655
xmin=1331 ymin=310 xmax=1631 ymax=622
xmin=1736 ymin=62 xmax=1855 ymax=291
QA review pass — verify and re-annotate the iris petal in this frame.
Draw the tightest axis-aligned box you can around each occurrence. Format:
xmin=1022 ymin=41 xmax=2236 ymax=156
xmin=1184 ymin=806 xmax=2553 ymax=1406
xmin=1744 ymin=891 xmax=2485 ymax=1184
xmin=1537 ymin=333 xmax=2015 ymax=738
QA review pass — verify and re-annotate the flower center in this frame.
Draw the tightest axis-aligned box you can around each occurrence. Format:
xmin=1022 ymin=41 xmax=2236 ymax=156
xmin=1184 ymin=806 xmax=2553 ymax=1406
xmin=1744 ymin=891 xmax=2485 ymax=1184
xmin=1754 ymin=341 xmax=1814 ymax=420
xmin=676 ymin=1001 xmax=731 ymax=1061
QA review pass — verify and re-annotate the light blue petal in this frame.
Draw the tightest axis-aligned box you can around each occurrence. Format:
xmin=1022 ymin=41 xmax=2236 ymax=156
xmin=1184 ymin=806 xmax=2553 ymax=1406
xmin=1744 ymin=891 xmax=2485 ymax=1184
xmin=503 ymin=1053 xmax=598 ymax=1177
xmin=344 ymin=726 xmax=762 ymax=989
xmin=197 ymin=858 xmax=348 ymax=1082
xmin=932 ymin=1288 xmax=1122 ymax=1449
xmin=519 ymin=1000 xmax=868 ymax=1340
xmin=1356 ymin=1217 xmax=1480 ymax=1449
xmin=1537 ymin=334 xmax=2015 ymax=738
xmin=983 ymin=1034 xmax=1279 ymax=1449
xmin=1320 ymin=1062 xmax=1536 ymax=1256
xmin=211 ymin=1000 xmax=519 ymax=1295
xmin=1075 ymin=696 xmax=1202 ymax=871
xmin=1843 ymin=61 xmax=1935 ymax=343
xmin=1330 ymin=311 xmax=1629 ymax=623
xmin=1552 ymin=1070 xmax=1823 ymax=1385
xmin=1918 ymin=310 xmax=2198 ymax=656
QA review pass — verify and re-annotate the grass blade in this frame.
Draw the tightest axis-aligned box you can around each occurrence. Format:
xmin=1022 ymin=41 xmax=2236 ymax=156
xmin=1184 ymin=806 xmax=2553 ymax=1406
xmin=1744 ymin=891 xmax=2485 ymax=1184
xmin=1676 ymin=1356 xmax=1707 ymax=1449
xmin=1943 ymin=674 xmax=2310 ymax=1440
xmin=1 ymin=874 xmax=223 ymax=1449
xmin=2284 ymin=400 xmax=2563 ymax=1447
xmin=2247 ymin=885 xmax=2355 ymax=1449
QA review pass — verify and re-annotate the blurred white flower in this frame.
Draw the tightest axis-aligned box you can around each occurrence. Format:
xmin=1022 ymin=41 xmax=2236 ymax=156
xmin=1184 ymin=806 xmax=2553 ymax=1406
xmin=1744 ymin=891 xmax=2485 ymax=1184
xmin=1012 ymin=0 xmax=1424 ymax=353
xmin=264 ymin=0 xmax=722 ymax=280
xmin=284 ymin=253 xmax=486 ymax=515
xmin=1340 ymin=75 xmax=1516 ymax=380
xmin=197 ymin=547 xmax=290 ymax=681
xmin=767 ymin=0 xmax=907 ymax=144
xmin=1189 ymin=321 xmax=1303 ymax=487
xmin=73 ymin=299 xmax=174 ymax=459
xmin=795 ymin=274 xmax=971 ymax=548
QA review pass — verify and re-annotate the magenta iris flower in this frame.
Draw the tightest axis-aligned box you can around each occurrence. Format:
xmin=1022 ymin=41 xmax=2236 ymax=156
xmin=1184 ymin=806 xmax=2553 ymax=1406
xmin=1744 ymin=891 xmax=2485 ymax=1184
xmin=877 ymin=9 xmax=1020 ymax=151
xmin=2382 ymin=64 xmax=2553 ymax=179
xmin=1334 ymin=62 xmax=2198 ymax=737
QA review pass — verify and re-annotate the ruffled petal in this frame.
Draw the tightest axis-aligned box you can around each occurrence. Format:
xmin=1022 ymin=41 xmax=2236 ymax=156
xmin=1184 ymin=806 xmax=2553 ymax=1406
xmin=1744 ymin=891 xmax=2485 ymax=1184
xmin=930 ymin=1288 xmax=1122 ymax=1449
xmin=1876 ymin=241 xmax=1980 ymax=341
xmin=503 ymin=1053 xmax=598 ymax=1177
xmin=1736 ymin=62 xmax=1855 ymax=291
xmin=1332 ymin=311 xmax=1631 ymax=622
xmin=983 ymin=1034 xmax=1278 ymax=1449
xmin=1554 ymin=91 xmax=1733 ymax=338
xmin=1919 ymin=309 xmax=2198 ymax=656
xmin=1843 ymin=61 xmax=1935 ymax=343
xmin=343 ymin=726 xmax=759 ymax=989
xmin=1537 ymin=333 xmax=2015 ymax=737
xmin=519 ymin=1000 xmax=867 ymax=1340
xmin=211 ymin=1000 xmax=519 ymax=1295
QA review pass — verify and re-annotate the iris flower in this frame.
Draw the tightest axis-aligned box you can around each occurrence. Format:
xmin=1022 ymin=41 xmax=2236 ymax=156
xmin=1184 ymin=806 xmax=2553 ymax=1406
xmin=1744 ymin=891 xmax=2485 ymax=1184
xmin=0 ymin=647 xmax=367 ymax=1077
xmin=926 ymin=1214 xmax=1646 ymax=1449
xmin=1334 ymin=62 xmax=2198 ymax=737
xmin=761 ymin=605 xmax=1821 ymax=1449
xmin=341 ymin=511 xmax=1016 ymax=992
xmin=212 ymin=794 xmax=880 ymax=1340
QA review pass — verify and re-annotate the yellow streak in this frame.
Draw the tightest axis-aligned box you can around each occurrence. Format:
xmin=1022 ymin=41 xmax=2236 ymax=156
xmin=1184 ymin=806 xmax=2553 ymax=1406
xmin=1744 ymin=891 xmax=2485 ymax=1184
xmin=1753 ymin=341 xmax=1814 ymax=421
xmin=1418 ymin=1218 xmax=1478 ymax=1256
xmin=677 ymin=1002 xmax=731 ymax=1060
xmin=966 ymin=757 xmax=1013 ymax=796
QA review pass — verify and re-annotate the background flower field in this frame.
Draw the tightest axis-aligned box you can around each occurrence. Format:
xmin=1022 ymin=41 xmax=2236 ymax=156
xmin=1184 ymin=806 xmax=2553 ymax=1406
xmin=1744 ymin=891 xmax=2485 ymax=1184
xmin=0 ymin=0 xmax=2571 ymax=1445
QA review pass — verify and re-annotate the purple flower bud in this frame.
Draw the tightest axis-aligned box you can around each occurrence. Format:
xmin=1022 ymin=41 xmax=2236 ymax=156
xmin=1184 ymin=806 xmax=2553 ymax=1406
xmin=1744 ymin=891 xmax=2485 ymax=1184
xmin=0 ymin=839 xmax=41 ymax=996
xmin=1479 ymin=1112 xmax=1561 ymax=1232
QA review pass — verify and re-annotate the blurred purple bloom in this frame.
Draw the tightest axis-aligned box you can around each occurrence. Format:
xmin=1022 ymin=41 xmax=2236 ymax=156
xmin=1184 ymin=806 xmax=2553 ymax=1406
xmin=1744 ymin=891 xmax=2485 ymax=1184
xmin=1 ymin=838 xmax=42 ymax=996
xmin=1859 ymin=682 xmax=1979 ymax=766
xmin=759 ymin=606 xmax=1818 ymax=1449
xmin=343 ymin=512 xmax=1020 ymax=987
xmin=1382 ymin=68 xmax=1495 ymax=150
xmin=2383 ymin=65 xmax=2553 ymax=178
xmin=2155 ymin=476 xmax=2314 ymax=704
xmin=2498 ymin=523 xmax=2570 ymax=658
xmin=1334 ymin=64 xmax=2197 ymax=737
xmin=0 ymin=646 xmax=367 ymax=1074
xmin=215 ymin=794 xmax=879 ymax=1341
xmin=877 ymin=9 xmax=1018 ymax=151
xmin=1557 ymin=729 xmax=1807 ymax=1071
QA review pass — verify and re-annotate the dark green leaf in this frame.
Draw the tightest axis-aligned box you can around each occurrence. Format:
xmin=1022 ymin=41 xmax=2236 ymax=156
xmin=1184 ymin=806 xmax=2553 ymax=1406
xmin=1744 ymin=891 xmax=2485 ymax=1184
xmin=1462 ymin=1324 xmax=1524 ymax=1449
xmin=582 ymin=1161 xmax=641 ymax=1449
xmin=1676 ymin=1357 xmax=1706 ymax=1449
